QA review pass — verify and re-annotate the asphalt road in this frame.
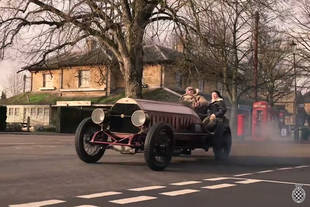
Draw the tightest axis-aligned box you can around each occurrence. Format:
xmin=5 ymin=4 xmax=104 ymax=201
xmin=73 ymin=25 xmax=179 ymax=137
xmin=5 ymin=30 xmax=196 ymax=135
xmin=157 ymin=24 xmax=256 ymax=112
xmin=0 ymin=133 xmax=309 ymax=207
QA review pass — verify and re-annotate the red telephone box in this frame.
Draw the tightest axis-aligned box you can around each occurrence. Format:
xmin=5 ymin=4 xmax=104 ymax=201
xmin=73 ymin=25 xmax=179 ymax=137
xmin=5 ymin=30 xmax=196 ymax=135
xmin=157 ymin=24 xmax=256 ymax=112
xmin=252 ymin=101 xmax=269 ymax=141
xmin=237 ymin=114 xmax=245 ymax=137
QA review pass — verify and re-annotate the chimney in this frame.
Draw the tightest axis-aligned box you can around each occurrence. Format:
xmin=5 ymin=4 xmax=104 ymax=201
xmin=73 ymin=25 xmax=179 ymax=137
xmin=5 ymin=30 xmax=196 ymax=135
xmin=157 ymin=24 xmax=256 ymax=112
xmin=175 ymin=37 xmax=184 ymax=53
xmin=86 ymin=38 xmax=97 ymax=52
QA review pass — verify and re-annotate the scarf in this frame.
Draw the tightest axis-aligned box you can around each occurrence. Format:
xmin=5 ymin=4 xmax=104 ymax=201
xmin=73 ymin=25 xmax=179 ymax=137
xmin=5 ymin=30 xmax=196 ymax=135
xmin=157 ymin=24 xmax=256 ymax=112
xmin=211 ymin=97 xmax=223 ymax=103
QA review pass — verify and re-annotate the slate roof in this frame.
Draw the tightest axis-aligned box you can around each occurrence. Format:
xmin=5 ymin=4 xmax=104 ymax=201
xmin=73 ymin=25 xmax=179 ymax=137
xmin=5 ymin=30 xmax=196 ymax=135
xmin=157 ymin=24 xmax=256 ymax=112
xmin=23 ymin=44 xmax=182 ymax=71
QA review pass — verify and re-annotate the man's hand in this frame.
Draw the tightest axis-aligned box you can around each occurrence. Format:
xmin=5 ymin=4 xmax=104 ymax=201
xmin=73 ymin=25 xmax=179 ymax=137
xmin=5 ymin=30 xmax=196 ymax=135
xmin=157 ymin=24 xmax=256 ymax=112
xmin=193 ymin=102 xmax=200 ymax=108
xmin=210 ymin=114 xmax=216 ymax=120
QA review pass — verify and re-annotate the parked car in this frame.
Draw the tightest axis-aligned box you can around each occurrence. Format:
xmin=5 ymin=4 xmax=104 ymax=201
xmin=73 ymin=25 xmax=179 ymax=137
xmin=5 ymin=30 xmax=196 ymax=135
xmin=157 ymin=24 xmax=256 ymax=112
xmin=75 ymin=98 xmax=232 ymax=171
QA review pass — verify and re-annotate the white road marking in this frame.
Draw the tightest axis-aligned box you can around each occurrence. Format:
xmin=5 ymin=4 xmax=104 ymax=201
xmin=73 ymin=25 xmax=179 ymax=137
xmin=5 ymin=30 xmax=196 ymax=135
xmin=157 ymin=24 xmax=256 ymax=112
xmin=128 ymin=186 xmax=166 ymax=191
xmin=9 ymin=200 xmax=65 ymax=207
xmin=74 ymin=206 xmax=99 ymax=207
xmin=202 ymin=183 xmax=236 ymax=189
xmin=77 ymin=191 xmax=122 ymax=199
xmin=226 ymin=177 xmax=310 ymax=187
xmin=109 ymin=196 xmax=157 ymax=204
xmin=235 ymin=179 xmax=263 ymax=184
xmin=277 ymin=167 xmax=293 ymax=170
xmin=294 ymin=165 xmax=309 ymax=169
xmin=160 ymin=189 xmax=200 ymax=196
xmin=257 ymin=170 xmax=274 ymax=173
xmin=234 ymin=173 xmax=254 ymax=177
xmin=256 ymin=179 xmax=310 ymax=187
xmin=204 ymin=177 xmax=229 ymax=181
xmin=170 ymin=181 xmax=202 ymax=186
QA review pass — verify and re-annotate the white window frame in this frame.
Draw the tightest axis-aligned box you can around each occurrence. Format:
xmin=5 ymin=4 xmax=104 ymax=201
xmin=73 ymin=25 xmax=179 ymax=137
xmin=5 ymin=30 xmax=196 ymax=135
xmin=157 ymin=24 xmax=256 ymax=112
xmin=31 ymin=108 xmax=36 ymax=116
xmin=78 ymin=70 xmax=90 ymax=88
xmin=43 ymin=73 xmax=54 ymax=88
xmin=8 ymin=108 xmax=13 ymax=116
xmin=14 ymin=108 xmax=19 ymax=116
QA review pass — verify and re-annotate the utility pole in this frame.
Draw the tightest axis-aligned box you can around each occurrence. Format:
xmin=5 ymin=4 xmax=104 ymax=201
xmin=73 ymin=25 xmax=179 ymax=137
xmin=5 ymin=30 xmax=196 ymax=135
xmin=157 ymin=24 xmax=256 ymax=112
xmin=253 ymin=11 xmax=259 ymax=101
xmin=23 ymin=74 xmax=26 ymax=93
xmin=290 ymin=40 xmax=298 ymax=140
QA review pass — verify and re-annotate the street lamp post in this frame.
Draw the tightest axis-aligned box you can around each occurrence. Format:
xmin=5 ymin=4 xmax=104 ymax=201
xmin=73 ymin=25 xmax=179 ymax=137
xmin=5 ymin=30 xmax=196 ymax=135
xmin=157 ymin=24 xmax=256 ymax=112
xmin=291 ymin=40 xmax=298 ymax=140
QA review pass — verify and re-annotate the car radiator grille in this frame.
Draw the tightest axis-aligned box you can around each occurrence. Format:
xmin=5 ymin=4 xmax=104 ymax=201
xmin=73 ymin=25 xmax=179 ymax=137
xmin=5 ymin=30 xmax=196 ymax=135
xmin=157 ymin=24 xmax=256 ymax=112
xmin=109 ymin=103 xmax=140 ymax=134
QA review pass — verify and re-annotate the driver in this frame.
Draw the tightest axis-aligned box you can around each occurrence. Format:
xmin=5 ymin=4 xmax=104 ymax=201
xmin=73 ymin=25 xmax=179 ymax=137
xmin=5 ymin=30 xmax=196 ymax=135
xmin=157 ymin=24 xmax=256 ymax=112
xmin=179 ymin=86 xmax=209 ymax=114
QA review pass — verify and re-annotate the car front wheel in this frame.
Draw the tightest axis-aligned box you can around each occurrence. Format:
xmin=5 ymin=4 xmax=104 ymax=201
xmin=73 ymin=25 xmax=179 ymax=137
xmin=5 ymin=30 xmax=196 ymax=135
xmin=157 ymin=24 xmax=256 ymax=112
xmin=75 ymin=117 xmax=106 ymax=163
xmin=144 ymin=123 xmax=174 ymax=171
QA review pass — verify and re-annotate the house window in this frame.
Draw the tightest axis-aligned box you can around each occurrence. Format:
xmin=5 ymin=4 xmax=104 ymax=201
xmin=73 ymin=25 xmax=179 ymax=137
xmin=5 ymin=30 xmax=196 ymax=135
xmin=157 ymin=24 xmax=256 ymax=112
xmin=31 ymin=108 xmax=36 ymax=116
xmin=79 ymin=70 xmax=90 ymax=88
xmin=25 ymin=108 xmax=29 ymax=115
xmin=43 ymin=74 xmax=53 ymax=88
xmin=14 ymin=108 xmax=19 ymax=116
xmin=38 ymin=108 xmax=43 ymax=117
xmin=8 ymin=108 xmax=13 ymax=116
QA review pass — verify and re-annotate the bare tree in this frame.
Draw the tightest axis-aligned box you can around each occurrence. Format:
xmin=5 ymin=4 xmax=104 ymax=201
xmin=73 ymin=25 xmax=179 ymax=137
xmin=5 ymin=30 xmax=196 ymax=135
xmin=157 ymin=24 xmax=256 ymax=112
xmin=4 ymin=69 xmax=25 ymax=97
xmin=0 ymin=0 xmax=189 ymax=98
xmin=176 ymin=0 xmax=285 ymax=136
xmin=256 ymin=26 xmax=295 ymax=106
xmin=289 ymin=0 xmax=310 ymax=95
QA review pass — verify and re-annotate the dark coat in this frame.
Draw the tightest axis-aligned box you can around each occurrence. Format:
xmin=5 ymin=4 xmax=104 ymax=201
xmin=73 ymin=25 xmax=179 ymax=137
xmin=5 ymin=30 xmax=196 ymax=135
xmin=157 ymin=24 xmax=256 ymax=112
xmin=207 ymin=98 xmax=227 ymax=118
xmin=179 ymin=93 xmax=209 ymax=114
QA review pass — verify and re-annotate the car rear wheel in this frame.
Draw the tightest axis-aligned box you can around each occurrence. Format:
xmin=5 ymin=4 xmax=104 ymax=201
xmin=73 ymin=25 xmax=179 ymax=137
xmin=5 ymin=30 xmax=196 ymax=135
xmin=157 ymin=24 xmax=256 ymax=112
xmin=213 ymin=128 xmax=232 ymax=160
xmin=75 ymin=117 xmax=106 ymax=163
xmin=144 ymin=123 xmax=174 ymax=171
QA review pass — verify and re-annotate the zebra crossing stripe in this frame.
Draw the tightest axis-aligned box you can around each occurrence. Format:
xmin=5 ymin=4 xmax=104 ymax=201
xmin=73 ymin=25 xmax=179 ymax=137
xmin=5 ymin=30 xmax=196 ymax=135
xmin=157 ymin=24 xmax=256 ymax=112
xmin=257 ymin=170 xmax=274 ymax=173
xmin=109 ymin=196 xmax=157 ymax=204
xmin=77 ymin=191 xmax=122 ymax=199
xmin=204 ymin=177 xmax=229 ymax=181
xmin=170 ymin=181 xmax=202 ymax=186
xmin=160 ymin=189 xmax=200 ymax=196
xmin=202 ymin=183 xmax=236 ymax=189
xmin=9 ymin=200 xmax=66 ymax=207
xmin=234 ymin=173 xmax=254 ymax=177
xmin=128 ymin=185 xmax=166 ymax=191
xmin=235 ymin=179 xmax=263 ymax=184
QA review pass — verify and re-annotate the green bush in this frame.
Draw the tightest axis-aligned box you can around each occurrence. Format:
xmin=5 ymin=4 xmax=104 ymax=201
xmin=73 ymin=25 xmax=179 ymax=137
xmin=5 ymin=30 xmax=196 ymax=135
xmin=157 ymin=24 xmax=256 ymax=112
xmin=34 ymin=125 xmax=56 ymax=132
xmin=6 ymin=123 xmax=22 ymax=132
xmin=300 ymin=127 xmax=309 ymax=140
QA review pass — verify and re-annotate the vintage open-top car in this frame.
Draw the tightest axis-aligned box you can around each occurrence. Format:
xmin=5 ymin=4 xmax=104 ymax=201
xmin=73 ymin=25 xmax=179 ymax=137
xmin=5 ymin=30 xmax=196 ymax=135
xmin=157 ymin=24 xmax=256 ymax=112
xmin=75 ymin=98 xmax=232 ymax=171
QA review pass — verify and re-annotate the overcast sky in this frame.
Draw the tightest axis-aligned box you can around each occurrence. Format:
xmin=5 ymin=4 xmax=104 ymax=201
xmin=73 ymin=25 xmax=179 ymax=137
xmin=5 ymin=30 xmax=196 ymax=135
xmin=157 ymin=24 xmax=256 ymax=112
xmin=0 ymin=59 xmax=23 ymax=92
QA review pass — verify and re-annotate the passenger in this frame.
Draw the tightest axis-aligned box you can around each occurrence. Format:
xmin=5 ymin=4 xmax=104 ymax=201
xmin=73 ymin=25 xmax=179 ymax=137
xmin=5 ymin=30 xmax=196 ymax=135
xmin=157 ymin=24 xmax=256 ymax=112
xmin=203 ymin=90 xmax=227 ymax=132
xmin=179 ymin=86 xmax=208 ymax=114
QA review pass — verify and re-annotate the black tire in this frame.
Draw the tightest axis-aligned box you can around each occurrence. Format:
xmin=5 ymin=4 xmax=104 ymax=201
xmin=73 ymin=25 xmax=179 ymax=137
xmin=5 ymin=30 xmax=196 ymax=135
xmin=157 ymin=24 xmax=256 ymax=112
xmin=144 ymin=123 xmax=174 ymax=171
xmin=213 ymin=128 xmax=232 ymax=160
xmin=75 ymin=117 xmax=105 ymax=163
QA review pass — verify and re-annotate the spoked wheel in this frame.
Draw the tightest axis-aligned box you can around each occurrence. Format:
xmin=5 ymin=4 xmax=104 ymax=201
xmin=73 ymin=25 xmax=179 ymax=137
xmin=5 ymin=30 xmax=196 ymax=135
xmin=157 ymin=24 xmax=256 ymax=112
xmin=75 ymin=117 xmax=106 ymax=163
xmin=213 ymin=128 xmax=232 ymax=160
xmin=144 ymin=123 xmax=174 ymax=171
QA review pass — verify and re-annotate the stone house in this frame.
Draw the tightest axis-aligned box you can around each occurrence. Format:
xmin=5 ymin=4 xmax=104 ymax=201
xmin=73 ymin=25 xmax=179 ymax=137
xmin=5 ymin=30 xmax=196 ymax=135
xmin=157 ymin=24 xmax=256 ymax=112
xmin=22 ymin=44 xmax=218 ymax=97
